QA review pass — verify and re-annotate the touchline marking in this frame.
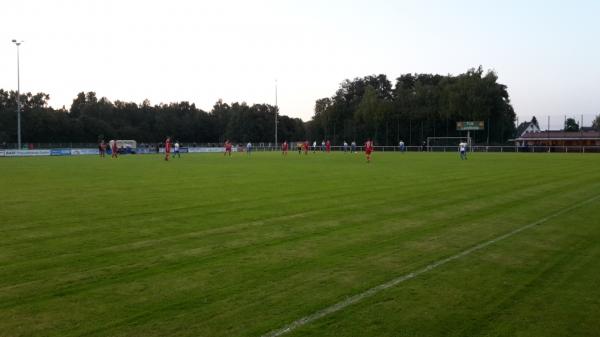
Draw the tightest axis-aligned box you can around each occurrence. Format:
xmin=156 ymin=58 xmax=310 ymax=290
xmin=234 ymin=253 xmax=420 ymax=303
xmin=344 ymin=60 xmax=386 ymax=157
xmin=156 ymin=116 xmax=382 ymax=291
xmin=261 ymin=194 xmax=600 ymax=337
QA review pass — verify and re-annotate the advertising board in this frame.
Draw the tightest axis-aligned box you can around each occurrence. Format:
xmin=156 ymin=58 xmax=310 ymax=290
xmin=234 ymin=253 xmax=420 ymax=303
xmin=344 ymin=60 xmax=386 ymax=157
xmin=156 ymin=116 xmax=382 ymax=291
xmin=51 ymin=149 xmax=72 ymax=156
xmin=71 ymin=149 xmax=99 ymax=156
xmin=4 ymin=150 xmax=51 ymax=157
xmin=457 ymin=121 xmax=485 ymax=131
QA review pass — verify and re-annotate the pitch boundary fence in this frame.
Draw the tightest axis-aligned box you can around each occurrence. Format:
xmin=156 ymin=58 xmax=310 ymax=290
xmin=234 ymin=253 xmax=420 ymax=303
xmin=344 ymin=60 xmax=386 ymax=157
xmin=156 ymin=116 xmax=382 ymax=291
xmin=2 ymin=144 xmax=600 ymax=157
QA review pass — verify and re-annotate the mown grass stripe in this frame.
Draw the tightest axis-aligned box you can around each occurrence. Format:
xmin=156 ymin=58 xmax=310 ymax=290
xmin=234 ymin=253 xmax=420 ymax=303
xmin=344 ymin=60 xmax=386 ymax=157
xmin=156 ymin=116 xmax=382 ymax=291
xmin=260 ymin=194 xmax=600 ymax=337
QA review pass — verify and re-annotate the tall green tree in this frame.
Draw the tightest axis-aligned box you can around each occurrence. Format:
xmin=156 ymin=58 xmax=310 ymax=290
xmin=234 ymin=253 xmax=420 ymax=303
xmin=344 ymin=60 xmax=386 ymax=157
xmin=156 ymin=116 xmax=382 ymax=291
xmin=592 ymin=115 xmax=600 ymax=130
xmin=564 ymin=118 xmax=579 ymax=132
xmin=531 ymin=116 xmax=539 ymax=129
xmin=308 ymin=68 xmax=516 ymax=145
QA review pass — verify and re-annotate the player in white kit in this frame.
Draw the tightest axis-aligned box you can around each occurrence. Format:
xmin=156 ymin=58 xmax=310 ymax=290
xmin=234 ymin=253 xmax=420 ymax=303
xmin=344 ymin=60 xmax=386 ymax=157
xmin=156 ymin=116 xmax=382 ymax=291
xmin=459 ymin=142 xmax=467 ymax=160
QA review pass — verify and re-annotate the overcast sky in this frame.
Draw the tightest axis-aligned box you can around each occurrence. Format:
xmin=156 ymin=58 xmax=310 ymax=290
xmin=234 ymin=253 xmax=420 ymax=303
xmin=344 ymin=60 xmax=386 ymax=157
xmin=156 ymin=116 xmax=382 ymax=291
xmin=1 ymin=0 xmax=599 ymax=129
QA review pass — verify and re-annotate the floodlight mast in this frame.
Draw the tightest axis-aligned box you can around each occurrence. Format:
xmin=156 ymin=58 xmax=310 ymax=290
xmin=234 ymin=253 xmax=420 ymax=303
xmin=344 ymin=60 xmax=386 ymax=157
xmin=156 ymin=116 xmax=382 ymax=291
xmin=275 ymin=79 xmax=278 ymax=148
xmin=12 ymin=39 xmax=24 ymax=149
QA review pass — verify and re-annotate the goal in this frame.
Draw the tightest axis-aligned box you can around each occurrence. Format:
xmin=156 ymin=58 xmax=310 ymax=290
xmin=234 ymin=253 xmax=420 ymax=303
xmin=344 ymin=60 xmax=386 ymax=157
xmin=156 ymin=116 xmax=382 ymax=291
xmin=426 ymin=137 xmax=472 ymax=152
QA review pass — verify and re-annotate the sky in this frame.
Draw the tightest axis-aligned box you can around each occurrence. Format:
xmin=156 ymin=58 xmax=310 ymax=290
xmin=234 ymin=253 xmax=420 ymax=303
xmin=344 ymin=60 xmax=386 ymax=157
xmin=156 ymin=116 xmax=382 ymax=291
xmin=1 ymin=0 xmax=599 ymax=129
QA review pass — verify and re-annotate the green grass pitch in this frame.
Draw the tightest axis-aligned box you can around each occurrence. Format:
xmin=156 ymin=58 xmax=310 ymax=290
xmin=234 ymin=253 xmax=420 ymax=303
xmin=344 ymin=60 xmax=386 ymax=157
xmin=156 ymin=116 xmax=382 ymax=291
xmin=1 ymin=152 xmax=599 ymax=337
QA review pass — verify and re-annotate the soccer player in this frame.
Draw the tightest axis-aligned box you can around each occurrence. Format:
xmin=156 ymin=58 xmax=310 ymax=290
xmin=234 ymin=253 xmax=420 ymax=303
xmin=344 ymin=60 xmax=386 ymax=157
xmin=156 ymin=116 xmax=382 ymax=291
xmin=303 ymin=140 xmax=309 ymax=155
xmin=326 ymin=140 xmax=331 ymax=153
xmin=364 ymin=139 xmax=373 ymax=163
xmin=321 ymin=140 xmax=325 ymax=152
xmin=164 ymin=137 xmax=171 ymax=161
xmin=459 ymin=141 xmax=467 ymax=160
xmin=282 ymin=141 xmax=288 ymax=156
xmin=174 ymin=141 xmax=180 ymax=158
xmin=351 ymin=141 xmax=357 ymax=153
xmin=224 ymin=140 xmax=232 ymax=156
xmin=399 ymin=140 xmax=405 ymax=153
xmin=246 ymin=142 xmax=252 ymax=155
xmin=99 ymin=140 xmax=106 ymax=158
xmin=343 ymin=141 xmax=348 ymax=153
xmin=111 ymin=140 xmax=118 ymax=158
xmin=312 ymin=140 xmax=317 ymax=154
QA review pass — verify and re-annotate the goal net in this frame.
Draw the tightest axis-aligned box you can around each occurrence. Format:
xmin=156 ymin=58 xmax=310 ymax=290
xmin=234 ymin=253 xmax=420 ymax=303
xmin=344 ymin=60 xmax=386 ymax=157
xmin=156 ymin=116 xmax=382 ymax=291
xmin=426 ymin=137 xmax=472 ymax=152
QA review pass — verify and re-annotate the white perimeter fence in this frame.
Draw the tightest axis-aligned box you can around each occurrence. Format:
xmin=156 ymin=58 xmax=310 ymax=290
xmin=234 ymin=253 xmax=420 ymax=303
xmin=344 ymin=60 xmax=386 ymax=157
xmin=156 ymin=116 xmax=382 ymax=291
xmin=2 ymin=145 xmax=600 ymax=157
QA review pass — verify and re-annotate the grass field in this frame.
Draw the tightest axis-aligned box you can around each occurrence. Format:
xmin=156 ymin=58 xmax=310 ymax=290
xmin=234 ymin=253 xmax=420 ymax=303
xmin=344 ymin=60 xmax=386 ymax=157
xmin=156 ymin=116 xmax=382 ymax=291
xmin=1 ymin=152 xmax=599 ymax=337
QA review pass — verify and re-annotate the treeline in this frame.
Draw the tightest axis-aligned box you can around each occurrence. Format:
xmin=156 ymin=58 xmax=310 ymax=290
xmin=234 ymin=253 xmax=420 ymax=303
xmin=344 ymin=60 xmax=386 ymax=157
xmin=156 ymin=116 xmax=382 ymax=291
xmin=0 ymin=90 xmax=304 ymax=144
xmin=305 ymin=67 xmax=516 ymax=145
xmin=1 ymin=67 xmax=518 ymax=145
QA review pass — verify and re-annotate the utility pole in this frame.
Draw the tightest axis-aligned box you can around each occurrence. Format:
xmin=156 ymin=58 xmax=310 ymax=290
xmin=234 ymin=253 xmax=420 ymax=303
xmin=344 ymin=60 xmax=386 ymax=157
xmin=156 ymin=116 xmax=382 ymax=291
xmin=12 ymin=39 xmax=24 ymax=149
xmin=547 ymin=116 xmax=550 ymax=151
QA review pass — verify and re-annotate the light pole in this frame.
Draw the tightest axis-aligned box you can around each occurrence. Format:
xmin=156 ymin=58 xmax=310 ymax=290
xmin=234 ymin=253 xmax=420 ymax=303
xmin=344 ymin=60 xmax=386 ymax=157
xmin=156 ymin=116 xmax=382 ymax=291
xmin=12 ymin=39 xmax=24 ymax=149
xmin=275 ymin=79 xmax=278 ymax=148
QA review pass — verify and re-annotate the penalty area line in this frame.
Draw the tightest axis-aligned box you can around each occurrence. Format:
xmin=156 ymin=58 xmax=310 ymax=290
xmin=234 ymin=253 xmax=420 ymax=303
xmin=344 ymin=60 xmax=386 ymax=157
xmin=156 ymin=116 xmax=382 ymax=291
xmin=260 ymin=194 xmax=600 ymax=337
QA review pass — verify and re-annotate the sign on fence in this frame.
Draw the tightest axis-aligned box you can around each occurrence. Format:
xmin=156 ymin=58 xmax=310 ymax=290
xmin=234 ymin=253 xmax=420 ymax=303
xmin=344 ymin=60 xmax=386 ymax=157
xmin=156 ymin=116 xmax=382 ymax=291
xmin=51 ymin=149 xmax=72 ymax=156
xmin=457 ymin=121 xmax=485 ymax=131
xmin=135 ymin=148 xmax=154 ymax=154
xmin=186 ymin=147 xmax=230 ymax=153
xmin=4 ymin=150 xmax=52 ymax=157
xmin=71 ymin=149 xmax=99 ymax=156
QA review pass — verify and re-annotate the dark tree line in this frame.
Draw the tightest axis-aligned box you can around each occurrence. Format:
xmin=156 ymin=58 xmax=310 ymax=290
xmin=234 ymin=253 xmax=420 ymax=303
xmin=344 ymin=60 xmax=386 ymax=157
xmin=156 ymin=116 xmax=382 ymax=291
xmin=306 ymin=67 xmax=517 ymax=145
xmin=0 ymin=90 xmax=304 ymax=144
xmin=1 ymin=67 xmax=518 ymax=145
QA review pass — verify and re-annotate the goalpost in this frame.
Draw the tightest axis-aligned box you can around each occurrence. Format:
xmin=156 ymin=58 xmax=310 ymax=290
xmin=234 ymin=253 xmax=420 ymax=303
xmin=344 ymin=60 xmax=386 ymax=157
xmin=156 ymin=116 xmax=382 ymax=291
xmin=426 ymin=136 xmax=472 ymax=152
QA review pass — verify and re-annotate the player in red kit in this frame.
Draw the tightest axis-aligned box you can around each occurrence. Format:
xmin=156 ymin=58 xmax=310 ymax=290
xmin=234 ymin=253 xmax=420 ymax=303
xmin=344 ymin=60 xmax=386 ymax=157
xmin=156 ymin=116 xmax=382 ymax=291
xmin=282 ymin=141 xmax=288 ymax=156
xmin=365 ymin=139 xmax=373 ymax=163
xmin=99 ymin=140 xmax=106 ymax=158
xmin=326 ymin=140 xmax=331 ymax=153
xmin=303 ymin=140 xmax=309 ymax=155
xmin=164 ymin=137 xmax=172 ymax=161
xmin=111 ymin=140 xmax=118 ymax=158
xmin=224 ymin=140 xmax=232 ymax=156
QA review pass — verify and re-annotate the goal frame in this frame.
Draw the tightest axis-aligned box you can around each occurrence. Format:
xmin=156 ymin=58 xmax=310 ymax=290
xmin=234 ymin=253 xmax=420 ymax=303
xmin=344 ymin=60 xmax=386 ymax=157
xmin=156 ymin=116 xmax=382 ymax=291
xmin=426 ymin=136 xmax=472 ymax=152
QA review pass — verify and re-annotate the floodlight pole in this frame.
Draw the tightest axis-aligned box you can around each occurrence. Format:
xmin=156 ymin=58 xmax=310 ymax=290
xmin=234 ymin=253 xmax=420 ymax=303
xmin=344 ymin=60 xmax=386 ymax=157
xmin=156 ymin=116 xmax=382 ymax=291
xmin=275 ymin=79 xmax=278 ymax=148
xmin=12 ymin=39 xmax=23 ymax=149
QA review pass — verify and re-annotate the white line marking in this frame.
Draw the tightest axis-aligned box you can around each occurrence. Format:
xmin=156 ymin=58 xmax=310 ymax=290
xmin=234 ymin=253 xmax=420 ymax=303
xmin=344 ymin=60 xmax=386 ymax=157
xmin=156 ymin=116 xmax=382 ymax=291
xmin=261 ymin=194 xmax=600 ymax=337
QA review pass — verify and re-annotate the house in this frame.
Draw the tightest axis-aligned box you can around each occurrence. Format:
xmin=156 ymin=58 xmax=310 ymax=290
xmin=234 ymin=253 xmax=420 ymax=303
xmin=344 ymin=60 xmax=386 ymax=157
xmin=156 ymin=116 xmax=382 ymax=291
xmin=515 ymin=121 xmax=541 ymax=138
xmin=514 ymin=130 xmax=600 ymax=149
xmin=513 ymin=121 xmax=541 ymax=147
